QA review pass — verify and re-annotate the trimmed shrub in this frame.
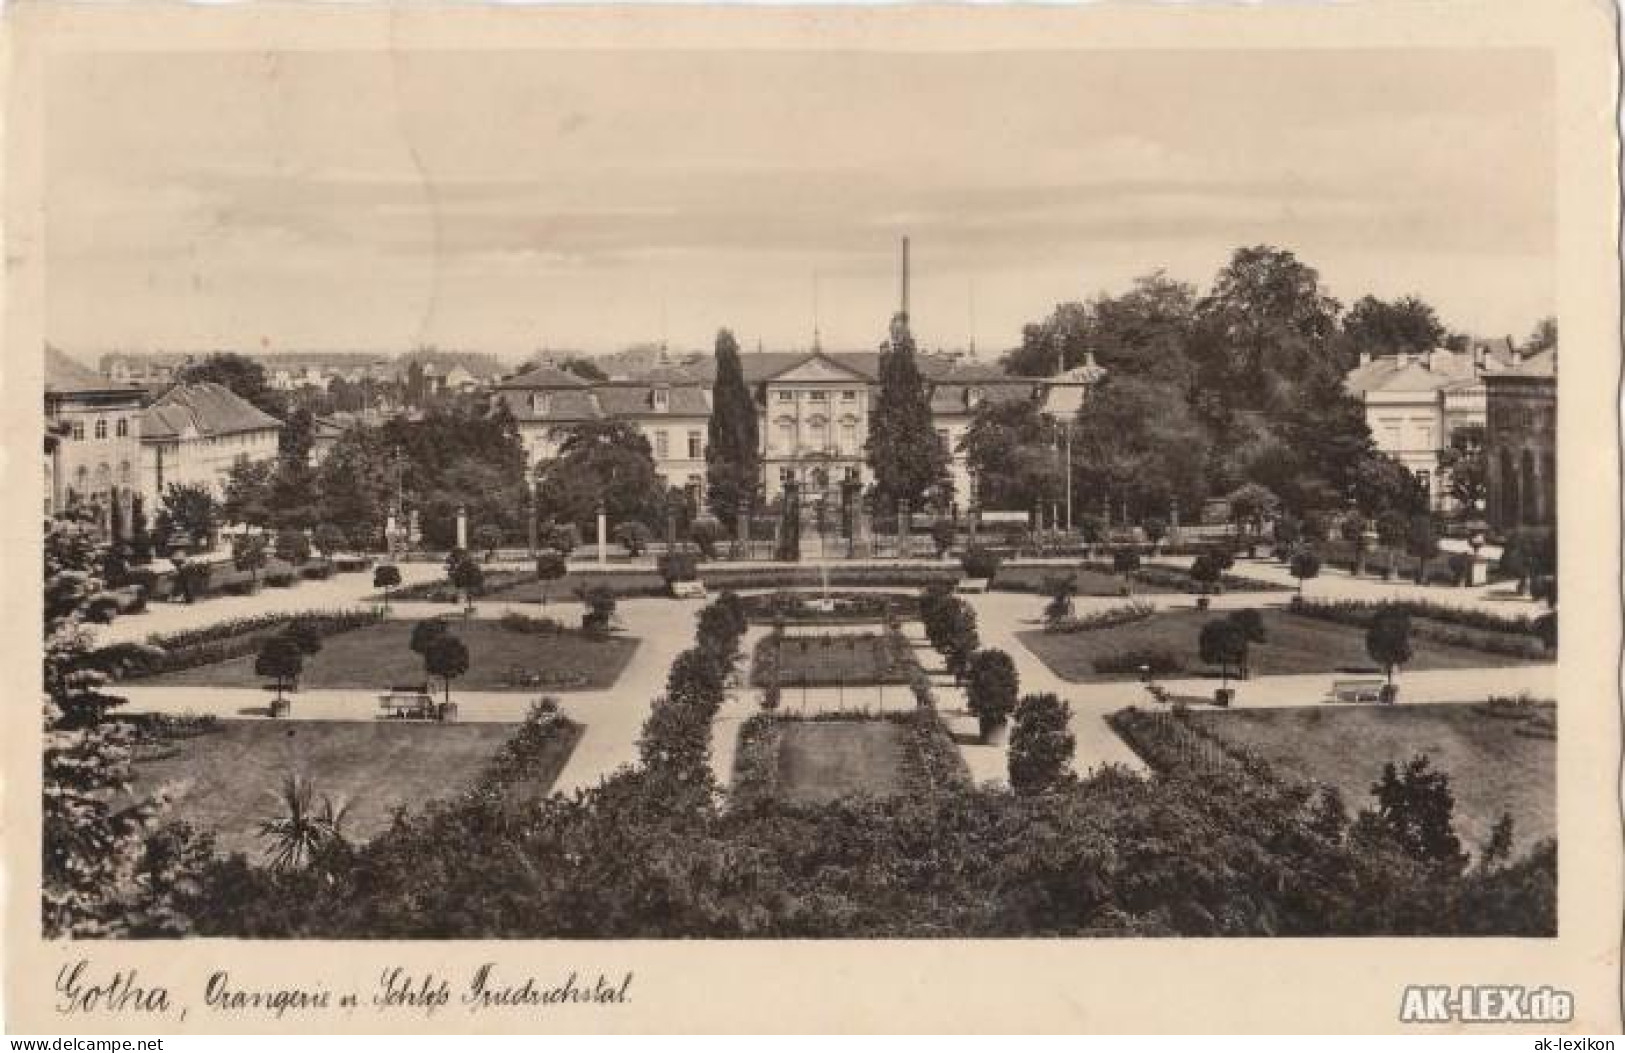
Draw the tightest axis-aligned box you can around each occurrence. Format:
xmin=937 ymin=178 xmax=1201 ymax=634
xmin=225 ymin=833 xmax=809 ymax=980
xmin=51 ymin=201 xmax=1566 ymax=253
xmin=965 ymin=649 xmax=1019 ymax=733
xmin=658 ymin=551 xmax=700 ymax=584
xmin=498 ymin=612 xmax=562 ymax=635
xmin=960 ymin=545 xmax=1003 ymax=580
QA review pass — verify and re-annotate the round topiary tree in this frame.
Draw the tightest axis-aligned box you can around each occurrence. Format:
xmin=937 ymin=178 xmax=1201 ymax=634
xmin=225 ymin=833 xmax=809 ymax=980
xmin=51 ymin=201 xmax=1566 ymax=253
xmin=446 ymin=549 xmax=485 ymax=609
xmin=255 ymin=633 xmax=304 ymax=705
xmin=424 ymin=631 xmax=470 ymax=706
xmin=1198 ymin=617 xmax=1249 ymax=703
xmin=1289 ymin=549 xmax=1322 ymax=597
xmin=1366 ymin=605 xmax=1413 ymax=702
xmin=373 ymin=563 xmax=401 ymax=609
xmin=961 ymin=544 xmax=1003 ymax=582
xmin=535 ymin=551 xmax=567 ymax=607
xmin=965 ymin=648 xmax=1019 ymax=740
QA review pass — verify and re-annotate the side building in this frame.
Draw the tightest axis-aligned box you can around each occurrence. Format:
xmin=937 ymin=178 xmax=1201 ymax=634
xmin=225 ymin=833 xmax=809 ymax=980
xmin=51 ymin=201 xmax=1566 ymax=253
xmin=45 ymin=348 xmax=147 ymax=526
xmin=139 ymin=381 xmax=284 ymax=505
xmin=1483 ymin=345 xmax=1556 ymax=535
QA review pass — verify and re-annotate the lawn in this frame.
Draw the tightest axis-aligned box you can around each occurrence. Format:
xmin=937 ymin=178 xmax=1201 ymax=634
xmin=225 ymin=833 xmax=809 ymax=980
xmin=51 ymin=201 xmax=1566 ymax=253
xmin=1183 ymin=703 xmax=1555 ymax=851
xmin=752 ymin=632 xmax=916 ymax=686
xmin=1017 ymin=608 xmax=1546 ymax=683
xmin=143 ymin=619 xmax=640 ymax=692
xmin=992 ymin=564 xmax=1171 ymax=596
xmin=774 ymin=720 xmax=911 ymax=805
xmin=129 ymin=719 xmax=580 ymax=857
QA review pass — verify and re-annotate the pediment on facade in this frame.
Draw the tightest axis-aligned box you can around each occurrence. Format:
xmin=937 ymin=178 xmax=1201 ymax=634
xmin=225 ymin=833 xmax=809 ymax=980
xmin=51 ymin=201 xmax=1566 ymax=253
xmin=764 ymin=354 xmax=870 ymax=385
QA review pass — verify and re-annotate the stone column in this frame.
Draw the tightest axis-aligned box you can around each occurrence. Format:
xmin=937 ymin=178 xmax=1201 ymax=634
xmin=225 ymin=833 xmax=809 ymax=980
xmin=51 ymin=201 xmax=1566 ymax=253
xmin=597 ymin=505 xmax=608 ymax=566
xmin=455 ymin=505 xmax=468 ymax=550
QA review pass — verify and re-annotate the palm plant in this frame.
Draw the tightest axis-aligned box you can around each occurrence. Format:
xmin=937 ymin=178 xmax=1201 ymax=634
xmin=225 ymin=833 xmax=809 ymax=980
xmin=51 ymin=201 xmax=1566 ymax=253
xmin=257 ymin=771 xmax=351 ymax=872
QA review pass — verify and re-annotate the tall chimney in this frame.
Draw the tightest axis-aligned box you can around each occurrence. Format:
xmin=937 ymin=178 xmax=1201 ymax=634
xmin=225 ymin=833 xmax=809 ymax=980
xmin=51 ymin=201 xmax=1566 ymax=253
xmin=900 ymin=236 xmax=911 ymax=320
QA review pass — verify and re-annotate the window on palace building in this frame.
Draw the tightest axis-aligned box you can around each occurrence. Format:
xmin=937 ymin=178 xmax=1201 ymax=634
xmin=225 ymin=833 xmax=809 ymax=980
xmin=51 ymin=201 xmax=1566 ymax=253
xmin=777 ymin=390 xmax=794 ymax=402
xmin=94 ymin=419 xmax=107 ymax=440
xmin=840 ymin=420 xmax=858 ymax=453
xmin=808 ymin=416 xmax=828 ymax=450
xmin=654 ymin=430 xmax=669 ymax=459
xmin=71 ymin=422 xmax=84 ymax=441
xmin=687 ymin=431 xmax=701 ymax=459
xmin=1414 ymin=470 xmax=1430 ymax=496
xmin=115 ymin=418 xmax=128 ymax=438
xmin=777 ymin=419 xmax=795 ymax=451
xmin=530 ymin=392 xmax=551 ymax=415
xmin=809 ymin=391 xmax=827 ymax=402
xmin=935 ymin=428 xmax=950 ymax=452
xmin=842 ymin=389 xmax=857 ymax=402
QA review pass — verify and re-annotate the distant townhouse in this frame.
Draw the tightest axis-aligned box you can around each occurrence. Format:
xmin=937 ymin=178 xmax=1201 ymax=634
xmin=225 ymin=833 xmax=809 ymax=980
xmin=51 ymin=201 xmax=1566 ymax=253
xmin=139 ymin=382 xmax=284 ymax=504
xmin=1343 ymin=343 xmax=1520 ymax=513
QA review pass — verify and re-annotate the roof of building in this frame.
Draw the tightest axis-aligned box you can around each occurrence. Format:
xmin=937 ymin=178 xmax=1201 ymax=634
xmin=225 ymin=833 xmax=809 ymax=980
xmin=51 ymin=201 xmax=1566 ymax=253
xmin=140 ymin=382 xmax=284 ymax=441
xmin=593 ymin=384 xmax=711 ymax=417
xmin=500 ymin=388 xmax=603 ymax=423
xmin=46 ymin=348 xmax=143 ymax=397
xmin=1343 ymin=344 xmax=1521 ymax=397
xmin=496 ymin=364 xmax=593 ymax=390
xmin=1487 ymin=345 xmax=1557 ymax=381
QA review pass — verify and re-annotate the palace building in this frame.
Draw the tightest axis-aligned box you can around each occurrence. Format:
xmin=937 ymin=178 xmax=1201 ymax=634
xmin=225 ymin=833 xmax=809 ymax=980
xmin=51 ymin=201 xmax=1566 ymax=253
xmin=492 ymin=347 xmax=1105 ymax=511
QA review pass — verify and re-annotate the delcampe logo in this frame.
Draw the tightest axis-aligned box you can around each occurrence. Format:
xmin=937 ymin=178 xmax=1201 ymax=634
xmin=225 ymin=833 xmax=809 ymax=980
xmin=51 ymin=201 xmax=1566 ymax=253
xmin=1399 ymin=985 xmax=1576 ymax=1025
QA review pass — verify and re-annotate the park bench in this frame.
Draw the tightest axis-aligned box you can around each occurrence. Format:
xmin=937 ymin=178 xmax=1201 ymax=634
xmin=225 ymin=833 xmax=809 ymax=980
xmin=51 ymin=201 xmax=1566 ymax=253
xmin=670 ymin=580 xmax=707 ymax=599
xmin=955 ymin=578 xmax=990 ymax=594
xmin=1328 ymin=678 xmax=1386 ymax=704
xmin=378 ymin=686 xmax=437 ymax=721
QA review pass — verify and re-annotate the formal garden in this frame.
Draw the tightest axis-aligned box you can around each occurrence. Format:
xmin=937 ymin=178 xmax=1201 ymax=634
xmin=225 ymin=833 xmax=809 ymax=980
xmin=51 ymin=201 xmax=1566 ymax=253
xmin=1110 ymin=697 xmax=1554 ymax=855
xmin=124 ymin=611 xmax=638 ymax=694
xmin=125 ymin=700 xmax=582 ymax=858
xmin=1017 ymin=602 xmax=1551 ymax=684
xmin=731 ymin=710 xmax=971 ymax=807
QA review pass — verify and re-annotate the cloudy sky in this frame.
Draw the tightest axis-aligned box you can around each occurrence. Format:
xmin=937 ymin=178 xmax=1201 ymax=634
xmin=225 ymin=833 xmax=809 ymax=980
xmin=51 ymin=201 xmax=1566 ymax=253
xmin=46 ymin=48 xmax=1553 ymax=359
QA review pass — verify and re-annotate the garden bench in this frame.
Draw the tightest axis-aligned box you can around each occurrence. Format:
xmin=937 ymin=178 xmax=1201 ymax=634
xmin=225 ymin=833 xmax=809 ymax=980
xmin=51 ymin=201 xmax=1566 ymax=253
xmin=670 ymin=580 xmax=707 ymax=599
xmin=378 ymin=689 xmax=437 ymax=720
xmin=955 ymin=578 xmax=990 ymax=594
xmin=1328 ymin=678 xmax=1385 ymax=704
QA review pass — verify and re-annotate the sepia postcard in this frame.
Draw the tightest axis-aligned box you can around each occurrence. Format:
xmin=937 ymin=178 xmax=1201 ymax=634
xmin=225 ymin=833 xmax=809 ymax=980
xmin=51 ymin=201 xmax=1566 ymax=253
xmin=2 ymin=0 xmax=1620 ymax=1035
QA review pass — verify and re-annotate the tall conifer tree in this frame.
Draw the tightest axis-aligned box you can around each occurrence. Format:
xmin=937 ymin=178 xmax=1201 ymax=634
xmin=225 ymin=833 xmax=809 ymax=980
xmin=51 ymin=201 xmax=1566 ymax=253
xmin=867 ymin=313 xmax=949 ymax=511
xmin=705 ymin=329 xmax=760 ymax=525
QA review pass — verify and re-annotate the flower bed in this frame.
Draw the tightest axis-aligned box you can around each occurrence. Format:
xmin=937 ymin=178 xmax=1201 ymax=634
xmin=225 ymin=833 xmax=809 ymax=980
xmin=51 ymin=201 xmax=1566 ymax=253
xmin=1044 ymin=601 xmax=1157 ymax=635
xmin=117 ymin=609 xmax=385 ymax=679
xmin=737 ymin=590 xmax=920 ymax=624
xmin=750 ymin=631 xmax=917 ymax=687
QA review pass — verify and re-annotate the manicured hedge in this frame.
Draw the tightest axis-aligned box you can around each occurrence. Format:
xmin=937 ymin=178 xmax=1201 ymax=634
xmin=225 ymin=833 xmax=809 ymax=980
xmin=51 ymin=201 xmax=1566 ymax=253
xmin=1287 ymin=599 xmax=1548 ymax=660
xmin=117 ymin=609 xmax=385 ymax=679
